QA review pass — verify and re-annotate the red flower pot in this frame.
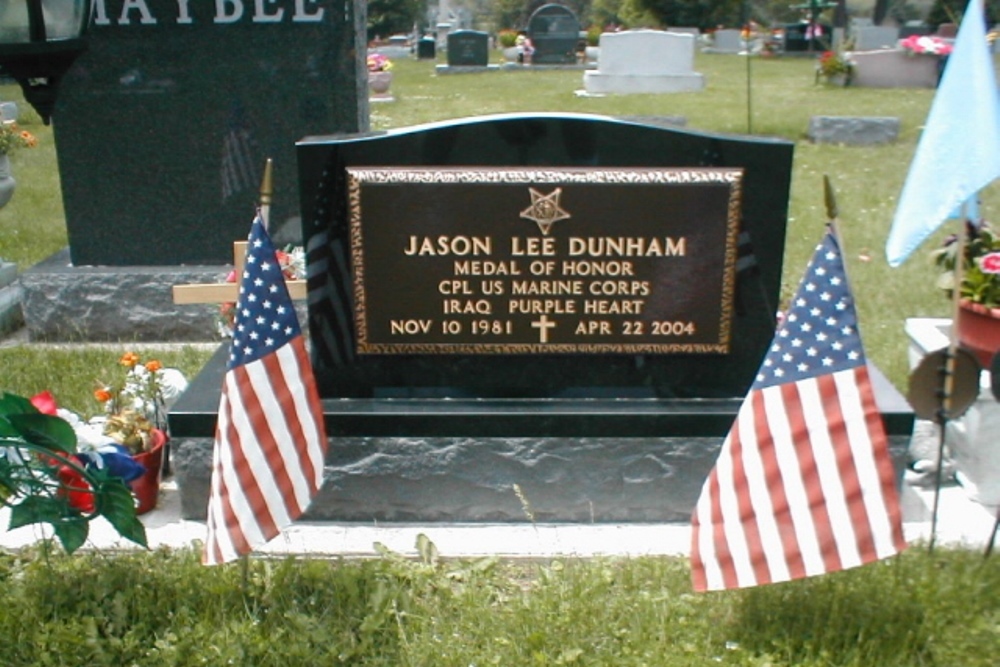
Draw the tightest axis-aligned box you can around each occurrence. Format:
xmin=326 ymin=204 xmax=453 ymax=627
xmin=956 ymin=299 xmax=1000 ymax=368
xmin=131 ymin=429 xmax=167 ymax=515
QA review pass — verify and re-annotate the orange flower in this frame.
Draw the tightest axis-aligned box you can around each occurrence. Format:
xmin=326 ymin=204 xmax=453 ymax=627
xmin=94 ymin=388 xmax=112 ymax=402
xmin=20 ymin=130 xmax=36 ymax=148
xmin=144 ymin=359 xmax=162 ymax=373
xmin=119 ymin=352 xmax=140 ymax=367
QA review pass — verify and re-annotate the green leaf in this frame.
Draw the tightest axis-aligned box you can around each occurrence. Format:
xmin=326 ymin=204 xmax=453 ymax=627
xmin=53 ymin=519 xmax=89 ymax=554
xmin=0 ymin=392 xmax=38 ymax=418
xmin=9 ymin=495 xmax=71 ymax=529
xmin=98 ymin=481 xmax=148 ymax=548
xmin=8 ymin=413 xmax=76 ymax=453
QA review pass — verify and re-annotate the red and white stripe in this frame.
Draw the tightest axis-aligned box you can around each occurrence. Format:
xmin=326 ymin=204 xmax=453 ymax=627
xmin=204 ymin=337 xmax=327 ymax=565
xmin=691 ymin=365 xmax=906 ymax=591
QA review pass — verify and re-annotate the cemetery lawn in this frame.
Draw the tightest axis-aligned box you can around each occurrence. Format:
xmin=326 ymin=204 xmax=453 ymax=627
xmin=0 ymin=543 xmax=997 ymax=666
xmin=3 ymin=53 xmax=990 ymax=390
xmin=1 ymin=54 xmax=1000 ymax=667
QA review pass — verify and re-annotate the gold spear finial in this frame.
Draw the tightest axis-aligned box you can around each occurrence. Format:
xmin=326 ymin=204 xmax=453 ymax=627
xmin=259 ymin=158 xmax=273 ymax=229
xmin=823 ymin=174 xmax=838 ymax=222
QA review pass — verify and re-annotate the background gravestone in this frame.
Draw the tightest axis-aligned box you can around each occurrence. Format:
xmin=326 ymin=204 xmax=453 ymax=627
xmin=447 ymin=29 xmax=489 ymax=67
xmin=527 ymin=3 xmax=581 ymax=64
xmin=53 ymin=0 xmax=367 ymax=266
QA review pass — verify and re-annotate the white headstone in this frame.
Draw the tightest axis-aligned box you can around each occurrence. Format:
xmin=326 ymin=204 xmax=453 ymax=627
xmin=854 ymin=26 xmax=900 ymax=51
xmin=0 ymin=102 xmax=17 ymax=122
xmin=583 ymin=30 xmax=705 ymax=94
xmin=712 ymin=29 xmax=743 ymax=53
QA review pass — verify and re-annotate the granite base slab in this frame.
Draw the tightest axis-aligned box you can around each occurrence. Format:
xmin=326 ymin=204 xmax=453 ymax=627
xmin=173 ymin=434 xmax=913 ymax=523
xmin=17 ymin=248 xmax=302 ymax=342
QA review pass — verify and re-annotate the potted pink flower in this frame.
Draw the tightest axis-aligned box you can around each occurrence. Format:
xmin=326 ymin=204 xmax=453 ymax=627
xmin=367 ymin=53 xmax=394 ymax=97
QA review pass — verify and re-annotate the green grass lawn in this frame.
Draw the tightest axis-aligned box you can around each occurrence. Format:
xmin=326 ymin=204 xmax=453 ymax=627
xmin=0 ymin=541 xmax=997 ymax=666
xmin=2 ymin=52 xmax=988 ymax=394
xmin=1 ymin=52 xmax=1000 ymax=667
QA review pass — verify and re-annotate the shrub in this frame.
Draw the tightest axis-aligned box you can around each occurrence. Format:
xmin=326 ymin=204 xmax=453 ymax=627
xmin=497 ymin=29 xmax=519 ymax=48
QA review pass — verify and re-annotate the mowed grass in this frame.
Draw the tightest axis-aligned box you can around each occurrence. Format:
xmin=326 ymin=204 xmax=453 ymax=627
xmin=1 ymin=51 xmax=1000 ymax=667
xmin=0 ymin=540 xmax=997 ymax=666
xmin=3 ymin=52 xmax=987 ymax=389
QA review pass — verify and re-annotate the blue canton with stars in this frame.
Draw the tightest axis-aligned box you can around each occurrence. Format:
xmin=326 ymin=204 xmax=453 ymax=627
xmin=754 ymin=232 xmax=863 ymax=390
xmin=228 ymin=217 xmax=301 ymax=370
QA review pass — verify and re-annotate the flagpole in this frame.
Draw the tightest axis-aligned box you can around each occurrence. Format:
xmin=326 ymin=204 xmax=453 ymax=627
xmin=824 ymin=175 xmax=845 ymax=253
xmin=259 ymin=158 xmax=274 ymax=231
xmin=928 ymin=214 xmax=969 ymax=552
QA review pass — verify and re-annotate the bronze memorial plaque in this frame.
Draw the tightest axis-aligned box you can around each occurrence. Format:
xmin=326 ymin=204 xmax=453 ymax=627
xmin=348 ymin=167 xmax=743 ymax=354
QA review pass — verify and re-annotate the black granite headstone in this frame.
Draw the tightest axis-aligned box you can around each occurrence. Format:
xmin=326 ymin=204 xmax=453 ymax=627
xmin=168 ymin=113 xmax=913 ymax=523
xmin=783 ymin=22 xmax=832 ymax=52
xmin=447 ymin=30 xmax=489 ymax=67
xmin=417 ymin=36 xmax=436 ymax=59
xmin=52 ymin=0 xmax=367 ymax=266
xmin=527 ymin=3 xmax=580 ymax=64
xmin=296 ymin=114 xmax=789 ymax=408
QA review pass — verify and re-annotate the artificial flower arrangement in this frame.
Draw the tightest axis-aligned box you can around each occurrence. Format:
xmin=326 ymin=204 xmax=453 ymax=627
xmin=931 ymin=219 xmax=1000 ymax=308
xmin=899 ymin=34 xmax=953 ymax=56
xmin=367 ymin=53 xmax=393 ymax=72
xmin=0 ymin=391 xmax=148 ymax=553
xmin=218 ymin=246 xmax=305 ymax=337
xmin=0 ymin=353 xmax=188 ymax=551
xmin=0 ymin=120 xmax=37 ymax=155
xmin=816 ymin=50 xmax=854 ymax=79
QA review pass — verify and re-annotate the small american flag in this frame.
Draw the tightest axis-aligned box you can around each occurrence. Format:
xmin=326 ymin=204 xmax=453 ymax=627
xmin=204 ymin=215 xmax=328 ymax=565
xmin=690 ymin=229 xmax=906 ymax=591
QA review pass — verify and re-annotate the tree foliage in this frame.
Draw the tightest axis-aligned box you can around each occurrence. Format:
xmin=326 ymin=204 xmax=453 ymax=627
xmin=925 ymin=0 xmax=1000 ymax=30
xmin=630 ymin=0 xmax=745 ymax=30
xmin=367 ymin=0 xmax=425 ymax=40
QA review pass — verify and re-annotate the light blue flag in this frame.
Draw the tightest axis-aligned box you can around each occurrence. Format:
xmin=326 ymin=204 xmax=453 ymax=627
xmin=886 ymin=0 xmax=1000 ymax=266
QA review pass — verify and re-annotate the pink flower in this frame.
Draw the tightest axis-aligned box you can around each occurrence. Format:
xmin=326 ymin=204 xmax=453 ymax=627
xmin=979 ymin=251 xmax=1000 ymax=274
xmin=900 ymin=35 xmax=953 ymax=56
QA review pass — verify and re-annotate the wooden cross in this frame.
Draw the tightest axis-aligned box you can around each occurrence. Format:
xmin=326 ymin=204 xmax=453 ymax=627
xmin=171 ymin=158 xmax=307 ymax=306
xmin=171 ymin=240 xmax=307 ymax=305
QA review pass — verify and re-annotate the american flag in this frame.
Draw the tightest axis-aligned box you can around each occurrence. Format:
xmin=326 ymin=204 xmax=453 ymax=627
xmin=204 ymin=215 xmax=328 ymax=565
xmin=690 ymin=229 xmax=906 ymax=591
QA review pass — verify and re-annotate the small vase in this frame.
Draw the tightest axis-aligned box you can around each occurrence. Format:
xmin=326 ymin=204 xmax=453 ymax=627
xmin=369 ymin=71 xmax=393 ymax=96
xmin=823 ymin=73 xmax=849 ymax=87
xmin=131 ymin=428 xmax=167 ymax=515
xmin=0 ymin=154 xmax=15 ymax=210
xmin=956 ymin=298 xmax=1000 ymax=368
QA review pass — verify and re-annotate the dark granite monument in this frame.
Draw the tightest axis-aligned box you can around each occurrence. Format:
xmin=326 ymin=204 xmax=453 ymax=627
xmin=527 ymin=3 xmax=581 ymax=65
xmin=18 ymin=0 xmax=367 ymax=341
xmin=168 ymin=113 xmax=914 ymax=523
xmin=447 ymin=30 xmax=489 ymax=67
xmin=54 ymin=0 xmax=366 ymax=266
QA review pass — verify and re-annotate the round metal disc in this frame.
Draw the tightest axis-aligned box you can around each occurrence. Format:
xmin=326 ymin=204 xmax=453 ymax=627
xmin=907 ymin=347 xmax=981 ymax=422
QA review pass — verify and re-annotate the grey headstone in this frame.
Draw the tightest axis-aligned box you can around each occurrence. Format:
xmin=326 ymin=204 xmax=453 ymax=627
xmin=807 ymin=116 xmax=901 ymax=145
xmin=528 ymin=3 xmax=581 ymax=64
xmin=854 ymin=26 xmax=900 ymax=51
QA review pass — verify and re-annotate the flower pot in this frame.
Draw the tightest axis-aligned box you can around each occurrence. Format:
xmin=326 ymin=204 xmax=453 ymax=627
xmin=956 ymin=298 xmax=1000 ymax=368
xmin=0 ymin=154 xmax=15 ymax=210
xmin=369 ymin=71 xmax=393 ymax=96
xmin=131 ymin=428 xmax=167 ymax=515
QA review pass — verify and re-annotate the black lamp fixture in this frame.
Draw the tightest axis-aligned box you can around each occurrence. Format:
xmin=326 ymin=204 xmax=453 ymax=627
xmin=0 ymin=0 xmax=94 ymax=125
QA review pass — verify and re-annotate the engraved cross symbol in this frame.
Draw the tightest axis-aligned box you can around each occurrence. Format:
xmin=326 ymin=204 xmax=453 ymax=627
xmin=531 ymin=314 xmax=556 ymax=343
